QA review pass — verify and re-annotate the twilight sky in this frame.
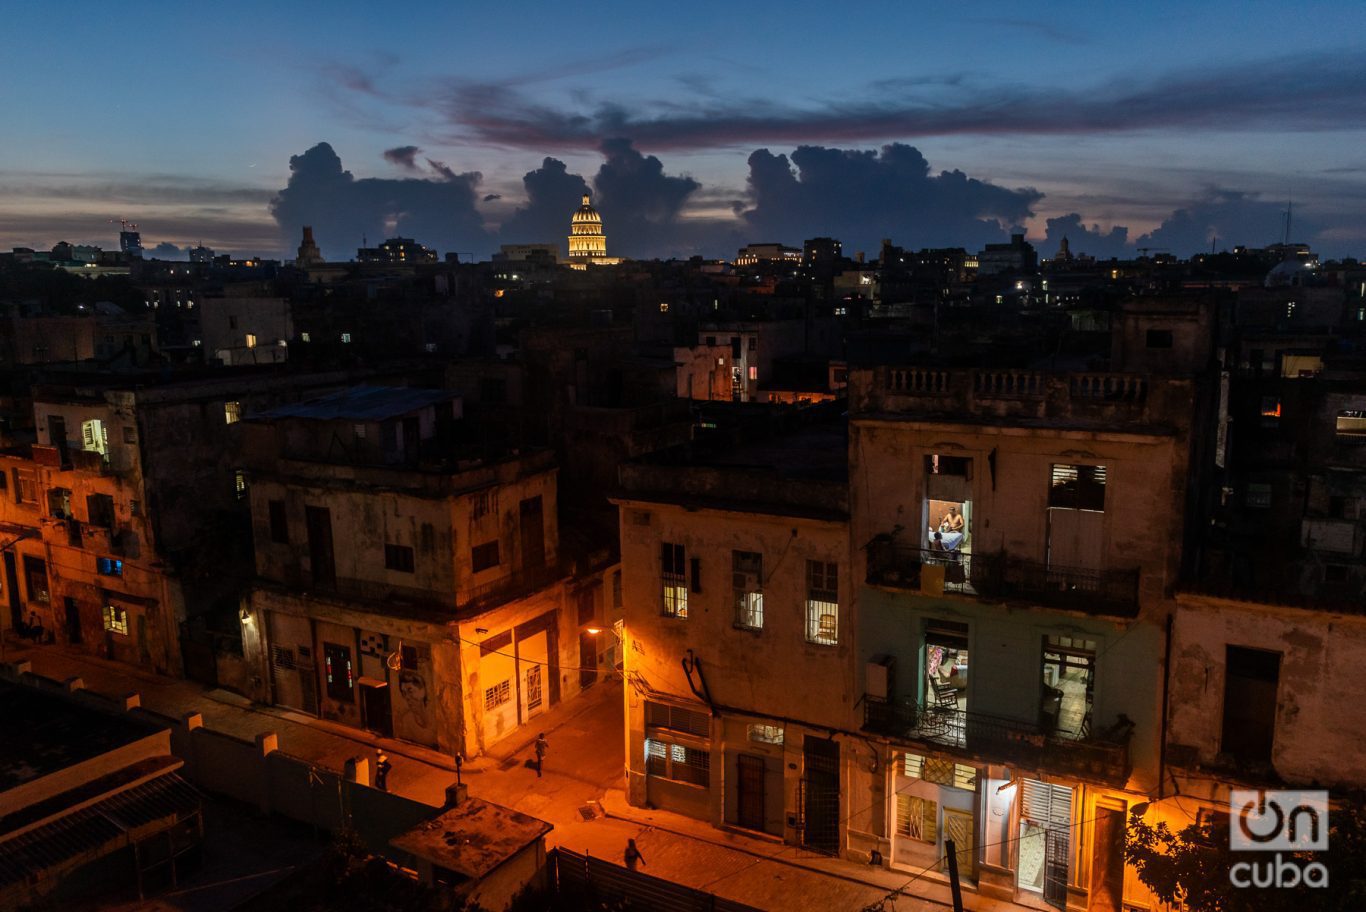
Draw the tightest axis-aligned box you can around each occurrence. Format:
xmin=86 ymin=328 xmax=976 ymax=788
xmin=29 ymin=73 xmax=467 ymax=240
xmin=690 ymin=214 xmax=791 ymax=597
xmin=4 ymin=0 xmax=1366 ymax=261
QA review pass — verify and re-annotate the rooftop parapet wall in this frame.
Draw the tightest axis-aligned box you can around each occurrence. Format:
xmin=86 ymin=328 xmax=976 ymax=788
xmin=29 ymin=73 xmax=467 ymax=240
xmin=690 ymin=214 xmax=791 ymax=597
xmin=618 ymin=461 xmax=848 ymax=518
xmin=851 ymin=366 xmax=1196 ymax=431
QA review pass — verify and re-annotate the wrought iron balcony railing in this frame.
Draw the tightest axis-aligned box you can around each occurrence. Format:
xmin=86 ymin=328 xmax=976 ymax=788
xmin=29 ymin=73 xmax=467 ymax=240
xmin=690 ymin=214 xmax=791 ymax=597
xmin=863 ymin=696 xmax=1133 ymax=785
xmin=866 ymin=541 xmax=1140 ymax=617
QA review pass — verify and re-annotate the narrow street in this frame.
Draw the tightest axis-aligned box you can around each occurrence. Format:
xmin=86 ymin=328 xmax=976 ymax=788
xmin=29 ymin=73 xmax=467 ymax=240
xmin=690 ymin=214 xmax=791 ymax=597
xmin=5 ymin=644 xmax=1033 ymax=912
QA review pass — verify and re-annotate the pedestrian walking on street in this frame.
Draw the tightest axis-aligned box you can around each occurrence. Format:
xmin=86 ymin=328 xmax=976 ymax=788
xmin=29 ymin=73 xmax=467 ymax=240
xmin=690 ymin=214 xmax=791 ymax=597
xmin=375 ymin=750 xmax=392 ymax=792
xmin=533 ymin=732 xmax=548 ymax=777
xmin=624 ymin=838 xmax=646 ymax=871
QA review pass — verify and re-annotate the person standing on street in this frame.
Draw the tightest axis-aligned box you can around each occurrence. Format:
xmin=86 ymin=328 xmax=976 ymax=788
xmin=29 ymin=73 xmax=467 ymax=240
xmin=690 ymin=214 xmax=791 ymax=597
xmin=375 ymin=750 xmax=392 ymax=792
xmin=533 ymin=733 xmax=548 ymax=777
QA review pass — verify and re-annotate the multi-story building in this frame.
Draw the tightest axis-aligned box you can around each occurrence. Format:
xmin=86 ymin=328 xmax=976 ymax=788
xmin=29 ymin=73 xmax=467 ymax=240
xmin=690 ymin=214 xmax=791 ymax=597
xmin=848 ymin=301 xmax=1215 ymax=908
xmin=0 ymin=369 xmax=372 ymax=678
xmin=238 ymin=385 xmax=618 ymax=756
xmin=614 ymin=408 xmax=855 ymax=845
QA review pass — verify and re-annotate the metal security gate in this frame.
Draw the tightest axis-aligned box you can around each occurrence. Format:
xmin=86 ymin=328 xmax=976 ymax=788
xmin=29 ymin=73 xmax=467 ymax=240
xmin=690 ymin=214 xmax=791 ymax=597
xmin=1021 ymin=778 xmax=1072 ymax=910
xmin=801 ymin=737 xmax=840 ymax=854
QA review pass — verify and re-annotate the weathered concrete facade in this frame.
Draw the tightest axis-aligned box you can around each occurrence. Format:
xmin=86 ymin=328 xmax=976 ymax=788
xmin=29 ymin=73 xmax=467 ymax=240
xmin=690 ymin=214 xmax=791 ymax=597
xmin=847 ymin=363 xmax=1202 ymax=911
xmin=239 ymin=386 xmax=613 ymax=756
xmin=615 ymin=414 xmax=859 ymax=849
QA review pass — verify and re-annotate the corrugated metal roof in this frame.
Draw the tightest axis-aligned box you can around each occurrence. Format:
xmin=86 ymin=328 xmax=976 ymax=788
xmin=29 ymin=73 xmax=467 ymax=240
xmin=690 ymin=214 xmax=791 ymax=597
xmin=255 ymin=385 xmax=456 ymax=422
xmin=0 ymin=773 xmax=202 ymax=887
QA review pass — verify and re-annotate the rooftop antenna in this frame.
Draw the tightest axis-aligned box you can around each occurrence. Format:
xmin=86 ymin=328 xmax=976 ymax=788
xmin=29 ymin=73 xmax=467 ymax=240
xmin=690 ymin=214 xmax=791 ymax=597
xmin=1283 ymin=198 xmax=1292 ymax=246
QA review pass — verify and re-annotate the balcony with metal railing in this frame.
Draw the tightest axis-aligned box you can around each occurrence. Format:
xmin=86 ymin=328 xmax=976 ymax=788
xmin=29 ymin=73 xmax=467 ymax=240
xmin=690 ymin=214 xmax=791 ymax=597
xmin=866 ymin=541 xmax=1141 ymax=617
xmin=863 ymin=697 xmax=1133 ymax=785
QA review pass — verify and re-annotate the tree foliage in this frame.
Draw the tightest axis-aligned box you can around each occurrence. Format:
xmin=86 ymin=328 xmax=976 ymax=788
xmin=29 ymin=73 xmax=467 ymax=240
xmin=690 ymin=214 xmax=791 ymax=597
xmin=1125 ymin=796 xmax=1366 ymax=912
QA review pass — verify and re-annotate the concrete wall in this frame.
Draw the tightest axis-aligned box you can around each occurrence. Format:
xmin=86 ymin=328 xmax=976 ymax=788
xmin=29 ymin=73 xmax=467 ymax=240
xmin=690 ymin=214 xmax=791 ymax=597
xmin=849 ymin=419 xmax=1186 ymax=609
xmin=1169 ymin=594 xmax=1366 ymax=788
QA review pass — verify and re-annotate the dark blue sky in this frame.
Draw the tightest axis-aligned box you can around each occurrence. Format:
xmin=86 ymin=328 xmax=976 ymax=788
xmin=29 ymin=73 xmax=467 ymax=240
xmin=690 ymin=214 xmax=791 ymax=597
xmin=4 ymin=0 xmax=1365 ymax=260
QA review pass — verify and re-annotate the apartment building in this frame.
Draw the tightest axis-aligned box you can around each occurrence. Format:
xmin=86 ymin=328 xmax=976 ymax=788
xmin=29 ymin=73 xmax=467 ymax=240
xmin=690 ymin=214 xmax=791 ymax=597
xmin=238 ymin=386 xmax=617 ymax=757
xmin=613 ymin=408 xmax=855 ymax=847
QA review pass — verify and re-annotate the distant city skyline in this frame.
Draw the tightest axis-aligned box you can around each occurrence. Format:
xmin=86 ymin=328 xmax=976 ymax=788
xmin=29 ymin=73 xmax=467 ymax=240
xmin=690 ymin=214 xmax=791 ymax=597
xmin=3 ymin=0 xmax=1365 ymax=260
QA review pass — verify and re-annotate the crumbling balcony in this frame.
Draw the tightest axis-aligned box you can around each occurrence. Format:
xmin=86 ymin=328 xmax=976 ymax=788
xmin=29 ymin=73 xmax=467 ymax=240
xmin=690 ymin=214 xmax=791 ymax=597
xmin=866 ymin=541 xmax=1140 ymax=617
xmin=863 ymin=696 xmax=1133 ymax=786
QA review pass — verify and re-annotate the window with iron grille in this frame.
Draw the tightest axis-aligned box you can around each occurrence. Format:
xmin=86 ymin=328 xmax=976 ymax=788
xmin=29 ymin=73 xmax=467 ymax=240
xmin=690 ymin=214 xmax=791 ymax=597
xmin=645 ymin=700 xmax=710 ymax=737
xmin=13 ymin=469 xmax=37 ymax=505
xmin=385 ymin=543 xmax=415 ymax=573
xmin=902 ymin=752 xmax=976 ymax=791
xmin=1049 ymin=464 xmax=1106 ymax=511
xmin=484 ymin=679 xmax=511 ymax=710
xmin=732 ymin=550 xmax=763 ymax=629
xmin=644 ymin=738 xmax=711 ymax=787
xmin=472 ymin=540 xmax=500 ymax=572
xmin=896 ymin=793 xmax=937 ymax=842
xmin=661 ymin=542 xmax=687 ymax=617
xmin=805 ymin=560 xmax=839 ymax=645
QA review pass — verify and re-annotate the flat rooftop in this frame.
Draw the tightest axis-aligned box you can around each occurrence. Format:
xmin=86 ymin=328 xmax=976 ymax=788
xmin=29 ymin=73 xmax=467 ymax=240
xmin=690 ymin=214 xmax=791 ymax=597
xmin=254 ymin=385 xmax=458 ymax=422
xmin=390 ymin=798 xmax=552 ymax=879
xmin=0 ymin=683 xmax=162 ymax=792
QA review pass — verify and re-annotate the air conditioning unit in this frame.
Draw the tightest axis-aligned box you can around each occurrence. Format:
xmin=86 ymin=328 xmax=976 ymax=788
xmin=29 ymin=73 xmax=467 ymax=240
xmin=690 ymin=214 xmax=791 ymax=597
xmin=866 ymin=655 xmax=895 ymax=701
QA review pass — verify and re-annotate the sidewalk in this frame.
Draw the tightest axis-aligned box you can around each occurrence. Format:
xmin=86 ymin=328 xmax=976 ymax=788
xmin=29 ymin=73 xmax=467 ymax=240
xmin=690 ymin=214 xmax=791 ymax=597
xmin=3 ymin=643 xmax=1040 ymax=911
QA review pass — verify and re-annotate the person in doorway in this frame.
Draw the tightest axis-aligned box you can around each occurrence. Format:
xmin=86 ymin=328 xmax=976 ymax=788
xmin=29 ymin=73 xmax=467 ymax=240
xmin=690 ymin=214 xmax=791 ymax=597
xmin=534 ymin=733 xmax=548 ymax=777
xmin=375 ymin=750 xmax=392 ymax=792
xmin=624 ymin=838 xmax=646 ymax=871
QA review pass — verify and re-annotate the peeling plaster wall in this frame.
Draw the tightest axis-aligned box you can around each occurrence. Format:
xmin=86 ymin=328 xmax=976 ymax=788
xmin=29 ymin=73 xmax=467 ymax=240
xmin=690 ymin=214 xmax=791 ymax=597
xmin=1169 ymin=596 xmax=1366 ymax=787
xmin=618 ymin=499 xmax=854 ymax=823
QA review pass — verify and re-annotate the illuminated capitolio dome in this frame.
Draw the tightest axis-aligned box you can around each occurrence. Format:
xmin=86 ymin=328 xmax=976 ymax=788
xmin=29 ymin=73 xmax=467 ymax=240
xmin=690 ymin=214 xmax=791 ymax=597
xmin=568 ymin=193 xmax=608 ymax=263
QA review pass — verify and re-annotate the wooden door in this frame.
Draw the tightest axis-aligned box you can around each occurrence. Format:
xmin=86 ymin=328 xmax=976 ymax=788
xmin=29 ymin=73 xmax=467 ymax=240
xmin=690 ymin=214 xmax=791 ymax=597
xmin=1089 ymin=805 xmax=1125 ymax=912
xmin=943 ymin=807 xmax=974 ymax=876
xmin=736 ymin=754 xmax=766 ymax=831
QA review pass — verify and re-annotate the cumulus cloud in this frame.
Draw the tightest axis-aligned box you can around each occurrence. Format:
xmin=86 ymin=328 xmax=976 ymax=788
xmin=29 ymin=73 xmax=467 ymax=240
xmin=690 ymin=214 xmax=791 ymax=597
xmin=1043 ymin=213 xmax=1130 ymax=260
xmin=1135 ymin=189 xmax=1302 ymax=254
xmin=383 ymin=145 xmax=422 ymax=170
xmin=269 ymin=142 xmax=488 ymax=259
xmin=498 ymin=157 xmax=590 ymax=244
xmin=151 ymin=241 xmax=188 ymax=260
xmin=590 ymin=139 xmax=709 ymax=258
xmin=740 ymin=143 xmax=1041 ymax=254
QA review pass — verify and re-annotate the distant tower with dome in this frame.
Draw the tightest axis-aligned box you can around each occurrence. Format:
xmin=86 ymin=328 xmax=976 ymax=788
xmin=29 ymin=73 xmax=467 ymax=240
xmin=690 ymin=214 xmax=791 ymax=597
xmin=568 ymin=193 xmax=608 ymax=265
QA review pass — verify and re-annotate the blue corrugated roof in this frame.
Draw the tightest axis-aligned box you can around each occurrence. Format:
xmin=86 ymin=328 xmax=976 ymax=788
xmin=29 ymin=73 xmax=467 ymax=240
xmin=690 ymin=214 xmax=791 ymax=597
xmin=255 ymin=385 xmax=457 ymax=422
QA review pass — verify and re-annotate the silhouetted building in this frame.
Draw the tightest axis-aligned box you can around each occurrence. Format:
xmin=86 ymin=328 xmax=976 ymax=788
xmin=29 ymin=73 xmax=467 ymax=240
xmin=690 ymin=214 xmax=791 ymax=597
xmin=356 ymin=237 xmax=437 ymax=264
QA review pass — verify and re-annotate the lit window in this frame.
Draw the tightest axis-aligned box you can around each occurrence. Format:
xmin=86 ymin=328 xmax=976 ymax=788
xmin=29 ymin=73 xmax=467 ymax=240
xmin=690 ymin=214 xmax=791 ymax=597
xmin=96 ymin=557 xmax=123 ymax=577
xmin=1260 ymin=397 xmax=1282 ymax=424
xmin=732 ymin=551 xmax=763 ymax=629
xmin=748 ymin=365 xmax=758 ymax=381
xmin=661 ymin=542 xmax=688 ymax=618
xmin=103 ymin=604 xmax=129 ymax=635
xmin=747 ymin=723 xmax=783 ymax=744
xmin=224 ymin=401 xmax=242 ymax=424
xmin=234 ymin=470 xmax=247 ymax=499
xmin=805 ymin=560 xmax=839 ymax=645
xmin=644 ymin=738 xmax=710 ymax=787
xmin=341 ymin=332 xmax=352 ymax=343
xmin=659 ymin=302 xmax=670 ymax=313
xmin=245 ymin=333 xmax=257 ymax=349
xmin=301 ymin=332 xmax=311 ymax=342
xmin=1336 ymin=409 xmax=1366 ymax=441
